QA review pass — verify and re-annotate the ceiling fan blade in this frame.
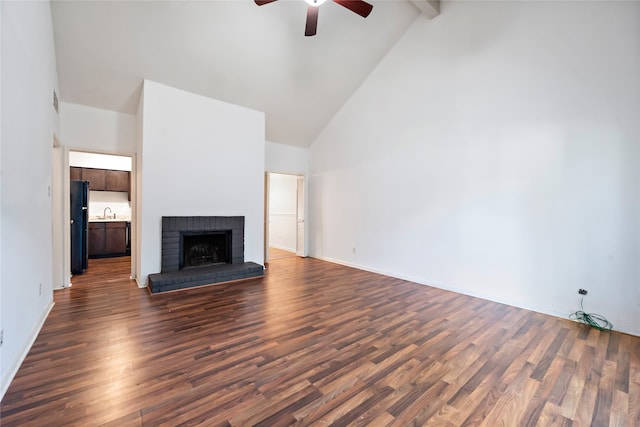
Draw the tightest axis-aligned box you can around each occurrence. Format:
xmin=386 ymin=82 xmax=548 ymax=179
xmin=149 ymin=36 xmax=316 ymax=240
xmin=305 ymin=5 xmax=319 ymax=37
xmin=255 ymin=0 xmax=278 ymax=6
xmin=332 ymin=0 xmax=373 ymax=18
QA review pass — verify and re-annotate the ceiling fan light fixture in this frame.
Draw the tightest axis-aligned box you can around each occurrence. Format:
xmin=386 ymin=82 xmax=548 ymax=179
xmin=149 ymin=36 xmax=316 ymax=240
xmin=304 ymin=0 xmax=328 ymax=7
xmin=255 ymin=0 xmax=373 ymax=36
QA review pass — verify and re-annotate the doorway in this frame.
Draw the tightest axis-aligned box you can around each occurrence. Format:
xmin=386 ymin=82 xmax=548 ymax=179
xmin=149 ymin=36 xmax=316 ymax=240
xmin=67 ymin=151 xmax=134 ymax=285
xmin=265 ymin=172 xmax=305 ymax=263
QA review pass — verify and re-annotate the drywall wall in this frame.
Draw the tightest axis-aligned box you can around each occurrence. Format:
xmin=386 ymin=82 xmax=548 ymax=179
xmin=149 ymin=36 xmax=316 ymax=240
xmin=138 ymin=80 xmax=265 ymax=286
xmin=266 ymin=140 xmax=309 ymax=176
xmin=133 ymin=90 xmax=144 ymax=283
xmin=1 ymin=0 xmax=59 ymax=397
xmin=60 ymin=102 xmax=136 ymax=154
xmin=88 ymin=192 xmax=131 ymax=220
xmin=268 ymin=173 xmax=298 ymax=252
xmin=1 ymin=0 xmax=4 ymax=396
xmin=56 ymin=104 xmax=137 ymax=288
xmin=51 ymin=144 xmax=65 ymax=290
xmin=69 ymin=151 xmax=132 ymax=171
xmin=309 ymin=1 xmax=640 ymax=335
xmin=265 ymin=141 xmax=309 ymax=257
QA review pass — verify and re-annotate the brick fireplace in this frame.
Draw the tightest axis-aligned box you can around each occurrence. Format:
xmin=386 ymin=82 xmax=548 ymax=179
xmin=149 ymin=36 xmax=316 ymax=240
xmin=161 ymin=216 xmax=244 ymax=272
xmin=148 ymin=216 xmax=263 ymax=293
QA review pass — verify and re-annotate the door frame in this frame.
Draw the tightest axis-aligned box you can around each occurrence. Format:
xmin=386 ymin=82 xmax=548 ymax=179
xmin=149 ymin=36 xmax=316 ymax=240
xmin=295 ymin=175 xmax=305 ymax=257
xmin=59 ymin=149 xmax=137 ymax=286
xmin=264 ymin=171 xmax=307 ymax=265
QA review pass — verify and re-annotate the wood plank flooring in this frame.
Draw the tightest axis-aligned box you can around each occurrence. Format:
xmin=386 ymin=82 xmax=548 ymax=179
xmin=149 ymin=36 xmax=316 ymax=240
xmin=269 ymin=247 xmax=297 ymax=261
xmin=1 ymin=255 xmax=639 ymax=426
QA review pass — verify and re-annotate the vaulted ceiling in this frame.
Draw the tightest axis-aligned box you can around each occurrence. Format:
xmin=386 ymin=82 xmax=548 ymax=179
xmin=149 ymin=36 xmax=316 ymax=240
xmin=51 ymin=0 xmax=437 ymax=147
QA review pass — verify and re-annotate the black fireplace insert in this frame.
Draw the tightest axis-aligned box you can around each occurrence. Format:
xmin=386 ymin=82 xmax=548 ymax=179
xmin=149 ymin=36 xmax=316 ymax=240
xmin=180 ymin=230 xmax=231 ymax=270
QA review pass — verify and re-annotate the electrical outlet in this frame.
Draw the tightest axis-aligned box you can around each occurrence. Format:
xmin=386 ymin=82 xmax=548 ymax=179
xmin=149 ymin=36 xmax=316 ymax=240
xmin=578 ymin=289 xmax=588 ymax=295
xmin=39 ymin=283 xmax=42 ymax=296
xmin=352 ymin=247 xmax=356 ymax=254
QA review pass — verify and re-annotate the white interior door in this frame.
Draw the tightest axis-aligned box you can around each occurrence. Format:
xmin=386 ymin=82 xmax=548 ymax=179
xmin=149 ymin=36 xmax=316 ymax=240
xmin=296 ymin=176 xmax=305 ymax=257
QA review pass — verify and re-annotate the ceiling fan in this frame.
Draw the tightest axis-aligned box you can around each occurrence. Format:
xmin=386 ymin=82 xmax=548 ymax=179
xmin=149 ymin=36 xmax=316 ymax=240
xmin=255 ymin=0 xmax=373 ymax=37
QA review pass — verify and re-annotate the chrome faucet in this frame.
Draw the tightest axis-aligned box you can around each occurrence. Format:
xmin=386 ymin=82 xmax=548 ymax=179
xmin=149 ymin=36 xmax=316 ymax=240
xmin=103 ymin=207 xmax=113 ymax=219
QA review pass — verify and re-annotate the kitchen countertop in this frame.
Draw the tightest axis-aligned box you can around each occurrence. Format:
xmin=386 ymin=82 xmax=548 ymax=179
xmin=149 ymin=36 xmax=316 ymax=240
xmin=89 ymin=217 xmax=131 ymax=223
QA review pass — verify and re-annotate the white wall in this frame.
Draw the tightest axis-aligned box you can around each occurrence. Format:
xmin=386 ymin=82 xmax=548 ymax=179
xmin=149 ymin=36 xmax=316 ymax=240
xmin=51 ymin=144 xmax=65 ymax=289
xmin=60 ymin=102 xmax=136 ymax=154
xmin=266 ymin=140 xmax=308 ymax=176
xmin=1 ymin=0 xmax=59 ymax=397
xmin=265 ymin=141 xmax=309 ymax=256
xmin=69 ymin=151 xmax=132 ymax=171
xmin=268 ymin=173 xmax=298 ymax=252
xmin=1 ymin=0 xmax=4 ymax=395
xmin=138 ymin=80 xmax=265 ymax=286
xmin=309 ymin=1 xmax=640 ymax=335
xmin=56 ymin=105 xmax=137 ymax=288
xmin=88 ymin=192 xmax=131 ymax=220
xmin=133 ymin=91 xmax=144 ymax=282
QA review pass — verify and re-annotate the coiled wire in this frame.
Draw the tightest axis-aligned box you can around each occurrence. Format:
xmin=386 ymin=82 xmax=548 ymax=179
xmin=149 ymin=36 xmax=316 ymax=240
xmin=569 ymin=298 xmax=613 ymax=331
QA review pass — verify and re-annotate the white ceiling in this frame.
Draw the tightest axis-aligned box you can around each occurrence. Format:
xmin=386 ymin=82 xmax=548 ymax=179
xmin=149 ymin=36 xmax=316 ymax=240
xmin=51 ymin=0 xmax=423 ymax=147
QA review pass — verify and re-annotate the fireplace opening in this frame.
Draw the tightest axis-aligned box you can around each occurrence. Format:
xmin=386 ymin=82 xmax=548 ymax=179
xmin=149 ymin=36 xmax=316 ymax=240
xmin=180 ymin=230 xmax=231 ymax=270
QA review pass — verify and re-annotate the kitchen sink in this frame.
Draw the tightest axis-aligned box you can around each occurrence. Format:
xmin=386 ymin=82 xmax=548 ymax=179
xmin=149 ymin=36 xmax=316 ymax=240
xmin=89 ymin=216 xmax=131 ymax=222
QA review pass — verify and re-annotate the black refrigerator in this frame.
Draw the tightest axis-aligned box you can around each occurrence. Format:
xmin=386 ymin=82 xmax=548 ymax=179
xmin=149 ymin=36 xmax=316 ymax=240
xmin=70 ymin=180 xmax=89 ymax=274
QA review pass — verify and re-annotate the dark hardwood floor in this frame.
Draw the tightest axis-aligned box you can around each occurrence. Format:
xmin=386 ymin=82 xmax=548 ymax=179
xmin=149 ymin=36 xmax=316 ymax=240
xmin=1 ymin=255 xmax=639 ymax=426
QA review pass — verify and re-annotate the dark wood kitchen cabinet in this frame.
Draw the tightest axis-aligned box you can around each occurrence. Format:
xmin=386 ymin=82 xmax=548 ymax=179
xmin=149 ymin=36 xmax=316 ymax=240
xmin=106 ymin=222 xmax=127 ymax=255
xmin=88 ymin=222 xmax=106 ymax=257
xmin=70 ymin=166 xmax=82 ymax=181
xmin=70 ymin=167 xmax=130 ymax=194
xmin=89 ymin=221 xmax=128 ymax=258
xmin=82 ymin=168 xmax=107 ymax=191
xmin=106 ymin=170 xmax=129 ymax=192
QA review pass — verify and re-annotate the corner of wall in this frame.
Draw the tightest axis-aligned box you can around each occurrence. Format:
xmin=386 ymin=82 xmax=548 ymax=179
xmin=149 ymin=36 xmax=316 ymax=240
xmin=0 ymin=302 xmax=54 ymax=400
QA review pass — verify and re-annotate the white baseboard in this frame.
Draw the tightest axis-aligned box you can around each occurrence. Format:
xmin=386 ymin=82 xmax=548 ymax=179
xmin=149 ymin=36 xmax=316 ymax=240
xmin=269 ymin=244 xmax=296 ymax=253
xmin=312 ymin=255 xmax=640 ymax=337
xmin=1 ymin=301 xmax=55 ymax=400
xmin=135 ymin=277 xmax=146 ymax=288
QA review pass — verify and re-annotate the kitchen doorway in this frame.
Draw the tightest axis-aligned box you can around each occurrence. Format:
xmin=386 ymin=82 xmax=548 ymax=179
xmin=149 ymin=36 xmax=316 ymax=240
xmin=66 ymin=151 xmax=135 ymax=286
xmin=264 ymin=172 xmax=305 ymax=264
